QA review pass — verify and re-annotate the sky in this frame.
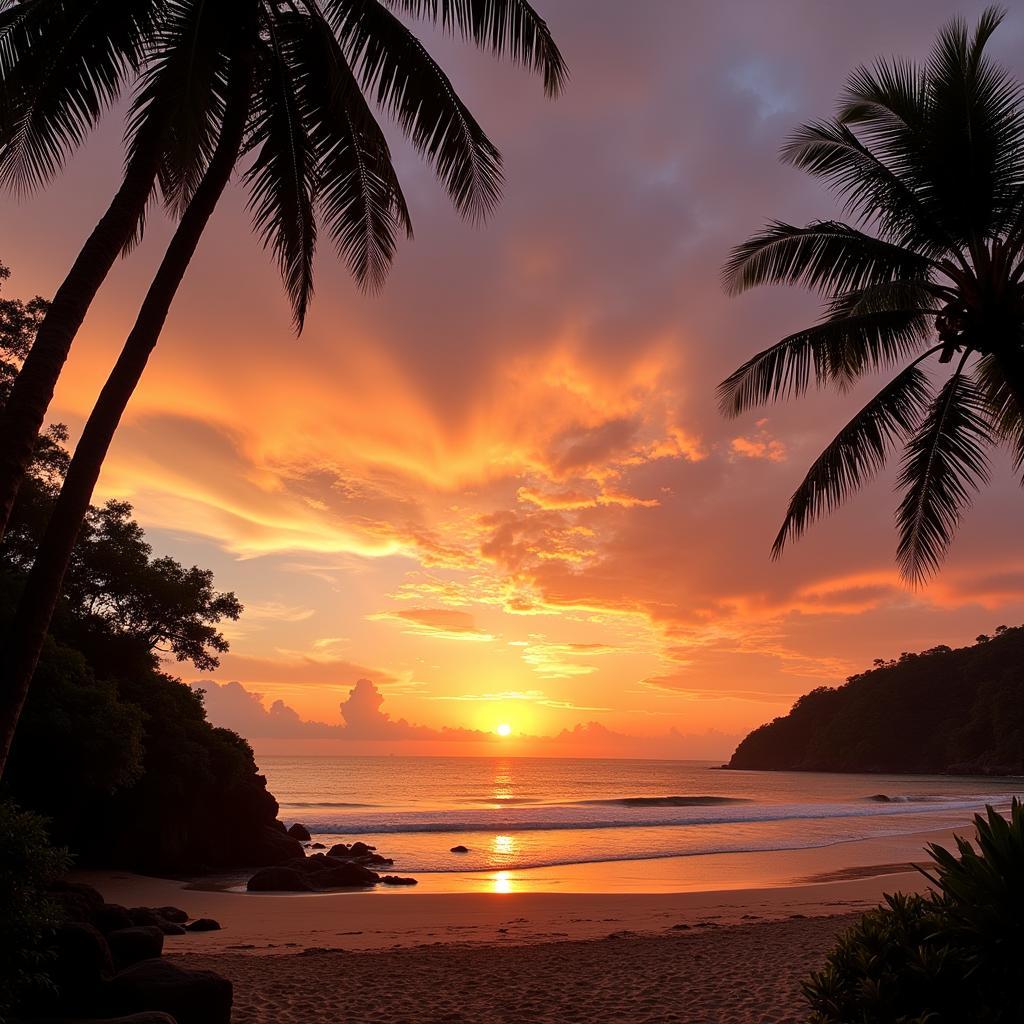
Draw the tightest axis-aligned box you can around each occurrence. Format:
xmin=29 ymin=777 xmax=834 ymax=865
xmin=6 ymin=0 xmax=1024 ymax=759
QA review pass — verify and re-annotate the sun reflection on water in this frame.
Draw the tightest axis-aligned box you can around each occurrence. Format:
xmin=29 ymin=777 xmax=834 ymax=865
xmin=492 ymin=871 xmax=512 ymax=894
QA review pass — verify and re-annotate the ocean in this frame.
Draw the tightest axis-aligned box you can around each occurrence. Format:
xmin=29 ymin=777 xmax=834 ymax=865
xmin=258 ymin=755 xmax=1022 ymax=886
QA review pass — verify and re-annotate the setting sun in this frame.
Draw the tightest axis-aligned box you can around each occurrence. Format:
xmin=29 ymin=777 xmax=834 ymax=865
xmin=496 ymin=723 xmax=513 ymax=737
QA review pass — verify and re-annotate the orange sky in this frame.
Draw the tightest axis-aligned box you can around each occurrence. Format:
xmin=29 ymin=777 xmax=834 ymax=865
xmin=6 ymin=1 xmax=1024 ymax=758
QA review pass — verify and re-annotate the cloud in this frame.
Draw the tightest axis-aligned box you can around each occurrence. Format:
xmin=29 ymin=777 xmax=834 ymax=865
xmin=368 ymin=607 xmax=496 ymax=641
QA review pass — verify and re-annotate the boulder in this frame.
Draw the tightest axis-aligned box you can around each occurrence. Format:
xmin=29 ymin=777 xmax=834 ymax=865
xmin=379 ymin=875 xmax=418 ymax=886
xmin=185 ymin=918 xmax=221 ymax=933
xmin=103 ymin=960 xmax=232 ymax=1024
xmin=51 ymin=922 xmax=114 ymax=1002
xmin=246 ymin=867 xmax=315 ymax=892
xmin=311 ymin=863 xmax=380 ymax=888
xmin=310 ymin=842 xmax=326 ymax=849
xmin=49 ymin=881 xmax=105 ymax=923
xmin=107 ymin=926 xmax=165 ymax=970
xmin=127 ymin=908 xmax=163 ymax=928
xmin=450 ymin=845 xmax=469 ymax=853
xmin=327 ymin=843 xmax=351 ymax=858
xmin=248 ymin=825 xmax=304 ymax=866
xmin=159 ymin=922 xmax=188 ymax=936
xmin=286 ymin=823 xmax=312 ymax=841
xmin=91 ymin=903 xmax=134 ymax=935
xmin=155 ymin=906 xmax=189 ymax=924
xmin=363 ymin=853 xmax=393 ymax=866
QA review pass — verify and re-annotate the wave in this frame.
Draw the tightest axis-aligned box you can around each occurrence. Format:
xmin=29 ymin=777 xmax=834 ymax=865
xmin=575 ymin=796 xmax=752 ymax=808
xmin=866 ymin=793 xmax=981 ymax=804
xmin=297 ymin=793 xmax=1015 ymax=837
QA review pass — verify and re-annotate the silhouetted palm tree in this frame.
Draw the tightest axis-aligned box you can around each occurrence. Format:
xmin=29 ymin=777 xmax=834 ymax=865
xmin=721 ymin=7 xmax=1024 ymax=584
xmin=0 ymin=0 xmax=565 ymax=775
xmin=0 ymin=0 xmax=167 ymax=542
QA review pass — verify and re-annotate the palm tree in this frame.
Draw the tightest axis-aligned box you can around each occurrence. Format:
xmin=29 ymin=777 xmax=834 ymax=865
xmin=720 ymin=7 xmax=1024 ymax=585
xmin=0 ymin=0 xmax=170 ymax=543
xmin=0 ymin=0 xmax=566 ymax=775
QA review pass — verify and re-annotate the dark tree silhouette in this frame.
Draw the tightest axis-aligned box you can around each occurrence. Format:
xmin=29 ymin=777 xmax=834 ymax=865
xmin=0 ymin=0 xmax=566 ymax=776
xmin=721 ymin=7 xmax=1024 ymax=583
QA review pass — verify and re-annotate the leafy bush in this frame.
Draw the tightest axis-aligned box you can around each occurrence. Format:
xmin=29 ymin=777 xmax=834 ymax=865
xmin=0 ymin=800 xmax=70 ymax=1021
xmin=804 ymin=800 xmax=1024 ymax=1023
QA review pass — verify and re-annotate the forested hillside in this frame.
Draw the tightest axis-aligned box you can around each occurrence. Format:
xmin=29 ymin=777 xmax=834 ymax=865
xmin=729 ymin=628 xmax=1024 ymax=774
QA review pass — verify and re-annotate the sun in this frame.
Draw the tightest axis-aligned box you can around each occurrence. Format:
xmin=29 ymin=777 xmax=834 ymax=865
xmin=496 ymin=723 xmax=512 ymax=737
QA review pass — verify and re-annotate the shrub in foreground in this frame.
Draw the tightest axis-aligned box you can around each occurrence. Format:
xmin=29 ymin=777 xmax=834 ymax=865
xmin=0 ymin=799 xmax=69 ymax=1020
xmin=804 ymin=800 xmax=1024 ymax=1023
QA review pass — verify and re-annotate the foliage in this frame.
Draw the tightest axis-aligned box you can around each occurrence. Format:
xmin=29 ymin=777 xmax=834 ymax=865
xmin=729 ymin=625 xmax=1024 ymax=773
xmin=721 ymin=7 xmax=1024 ymax=582
xmin=0 ymin=268 xmax=277 ymax=869
xmin=0 ymin=799 xmax=70 ymax=1021
xmin=805 ymin=800 xmax=1024 ymax=1023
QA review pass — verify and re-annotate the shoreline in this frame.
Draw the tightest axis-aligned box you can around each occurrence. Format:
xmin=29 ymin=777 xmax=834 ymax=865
xmin=70 ymin=822 xmax=964 ymax=953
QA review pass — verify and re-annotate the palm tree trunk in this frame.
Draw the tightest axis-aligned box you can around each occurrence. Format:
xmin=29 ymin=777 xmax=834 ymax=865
xmin=0 ymin=130 xmax=162 ymax=543
xmin=0 ymin=61 xmax=254 ymax=778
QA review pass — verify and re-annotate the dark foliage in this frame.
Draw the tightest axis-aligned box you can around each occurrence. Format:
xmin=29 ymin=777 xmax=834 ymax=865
xmin=0 ymin=265 xmax=279 ymax=870
xmin=0 ymin=799 xmax=70 ymax=1019
xmin=729 ymin=625 xmax=1024 ymax=773
xmin=805 ymin=800 xmax=1024 ymax=1022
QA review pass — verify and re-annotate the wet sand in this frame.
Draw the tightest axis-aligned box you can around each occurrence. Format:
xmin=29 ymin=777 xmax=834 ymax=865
xmin=74 ymin=825 xmax=965 ymax=1022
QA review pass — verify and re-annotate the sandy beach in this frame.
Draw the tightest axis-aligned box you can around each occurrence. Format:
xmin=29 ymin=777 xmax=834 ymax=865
xmin=72 ymin=825 xmax=956 ymax=1024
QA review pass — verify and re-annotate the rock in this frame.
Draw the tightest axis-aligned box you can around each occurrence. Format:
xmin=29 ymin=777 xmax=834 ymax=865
xmin=310 ymin=842 xmax=326 ymax=849
xmin=379 ymin=875 xmax=418 ymax=886
xmin=156 ymin=906 xmax=189 ymax=924
xmin=286 ymin=823 xmax=312 ymax=841
xmin=327 ymin=843 xmax=351 ymax=858
xmin=159 ymin=922 xmax=188 ymax=936
xmin=51 ymin=922 xmax=114 ymax=1002
xmin=107 ymin=926 xmax=165 ymax=970
xmin=49 ymin=880 xmax=106 ymax=923
xmin=185 ymin=918 xmax=221 ymax=932
xmin=91 ymin=903 xmax=134 ymax=935
xmin=349 ymin=841 xmax=375 ymax=855
xmin=103 ymin=959 xmax=232 ymax=1024
xmin=248 ymin=825 xmax=305 ymax=866
xmin=363 ymin=853 xmax=394 ymax=866
xmin=311 ymin=863 xmax=380 ymax=888
xmin=127 ymin=907 xmax=163 ymax=928
xmin=450 ymin=845 xmax=469 ymax=853
xmin=246 ymin=867 xmax=316 ymax=892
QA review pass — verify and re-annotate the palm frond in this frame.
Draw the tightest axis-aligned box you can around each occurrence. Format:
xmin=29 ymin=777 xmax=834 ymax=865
xmin=244 ymin=10 xmax=318 ymax=329
xmin=896 ymin=360 xmax=994 ymax=583
xmin=782 ymin=120 xmax=948 ymax=256
xmin=718 ymin=308 xmax=933 ymax=416
xmin=773 ymin=360 xmax=934 ymax=557
xmin=331 ymin=0 xmax=502 ymax=221
xmin=378 ymin=0 xmax=567 ymax=96
xmin=975 ymin=349 xmax=1024 ymax=474
xmin=293 ymin=10 xmax=412 ymax=291
xmin=922 ymin=6 xmax=1024 ymax=242
xmin=722 ymin=221 xmax=935 ymax=297
xmin=0 ymin=0 xmax=161 ymax=192
xmin=124 ymin=0 xmax=236 ymax=216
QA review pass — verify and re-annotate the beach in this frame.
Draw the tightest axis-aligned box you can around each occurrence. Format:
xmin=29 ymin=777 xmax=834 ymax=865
xmin=75 ymin=831 xmax=945 ymax=1024
xmin=71 ymin=763 xmax=1017 ymax=1022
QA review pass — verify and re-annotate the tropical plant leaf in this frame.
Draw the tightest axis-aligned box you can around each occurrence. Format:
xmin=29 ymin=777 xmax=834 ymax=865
xmin=330 ymin=0 xmax=503 ymax=221
xmin=0 ymin=0 xmax=161 ymax=192
xmin=772 ymin=362 xmax=933 ymax=557
xmin=722 ymin=221 xmax=935 ymax=297
xmin=896 ymin=363 xmax=994 ymax=583
xmin=718 ymin=309 xmax=933 ymax=415
xmin=379 ymin=0 xmax=567 ymax=96
xmin=244 ymin=10 xmax=319 ymax=329
xmin=974 ymin=349 xmax=1024 ymax=476
xmin=782 ymin=120 xmax=945 ymax=255
xmin=123 ymin=0 xmax=238 ymax=216
xmin=293 ymin=10 xmax=412 ymax=292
